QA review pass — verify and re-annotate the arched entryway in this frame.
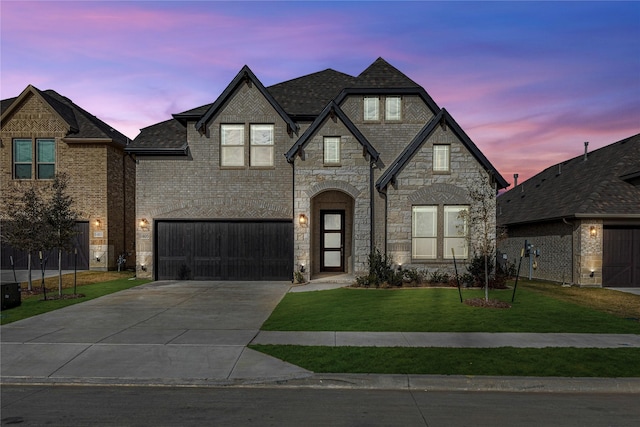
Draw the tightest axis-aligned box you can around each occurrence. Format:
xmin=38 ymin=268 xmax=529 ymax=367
xmin=310 ymin=190 xmax=354 ymax=277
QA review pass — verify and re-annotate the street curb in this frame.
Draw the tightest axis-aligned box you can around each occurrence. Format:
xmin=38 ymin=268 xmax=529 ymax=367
xmin=3 ymin=374 xmax=640 ymax=393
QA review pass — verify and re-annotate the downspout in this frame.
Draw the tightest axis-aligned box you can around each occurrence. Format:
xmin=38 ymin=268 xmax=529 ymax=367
xmin=291 ymin=157 xmax=296 ymax=282
xmin=381 ymin=188 xmax=388 ymax=253
xmin=370 ymin=159 xmax=375 ymax=253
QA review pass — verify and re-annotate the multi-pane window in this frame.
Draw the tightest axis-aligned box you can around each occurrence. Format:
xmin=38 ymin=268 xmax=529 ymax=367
xmin=13 ymin=139 xmax=32 ymax=179
xmin=364 ymin=96 xmax=379 ymax=121
xmin=220 ymin=124 xmax=245 ymax=167
xmin=444 ymin=206 xmax=468 ymax=259
xmin=412 ymin=206 xmax=437 ymax=259
xmin=323 ymin=137 xmax=340 ymax=165
xmin=433 ymin=145 xmax=450 ymax=172
xmin=385 ymin=96 xmax=402 ymax=121
xmin=412 ymin=205 xmax=469 ymax=260
xmin=250 ymin=124 xmax=274 ymax=167
xmin=12 ymin=138 xmax=55 ymax=180
xmin=37 ymin=139 xmax=56 ymax=179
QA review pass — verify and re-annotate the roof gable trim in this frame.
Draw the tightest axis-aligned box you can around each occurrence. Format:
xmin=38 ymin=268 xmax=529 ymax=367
xmin=285 ymin=101 xmax=379 ymax=163
xmin=194 ymin=66 xmax=299 ymax=135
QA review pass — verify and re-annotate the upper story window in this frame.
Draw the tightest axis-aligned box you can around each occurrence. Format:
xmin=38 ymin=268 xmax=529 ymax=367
xmin=385 ymin=96 xmax=402 ymax=121
xmin=13 ymin=138 xmax=56 ymax=180
xmin=363 ymin=96 xmax=379 ymax=121
xmin=37 ymin=139 xmax=56 ymax=179
xmin=250 ymin=124 xmax=274 ymax=167
xmin=13 ymin=139 xmax=32 ymax=179
xmin=220 ymin=124 xmax=245 ymax=167
xmin=433 ymin=144 xmax=450 ymax=172
xmin=323 ymin=136 xmax=341 ymax=165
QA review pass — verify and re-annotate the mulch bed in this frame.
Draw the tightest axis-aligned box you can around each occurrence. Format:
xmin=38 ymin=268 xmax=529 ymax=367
xmin=464 ymin=298 xmax=511 ymax=309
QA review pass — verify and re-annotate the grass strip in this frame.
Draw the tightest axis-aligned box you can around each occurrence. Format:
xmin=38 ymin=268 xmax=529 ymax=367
xmin=1 ymin=276 xmax=150 ymax=325
xmin=250 ymin=345 xmax=640 ymax=377
xmin=262 ymin=287 xmax=640 ymax=333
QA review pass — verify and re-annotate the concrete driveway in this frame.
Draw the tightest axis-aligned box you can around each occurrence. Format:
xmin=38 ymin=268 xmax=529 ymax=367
xmin=1 ymin=280 xmax=311 ymax=386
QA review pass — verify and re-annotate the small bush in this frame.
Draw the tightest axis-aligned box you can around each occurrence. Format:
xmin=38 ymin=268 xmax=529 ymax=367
xmin=354 ymin=248 xmax=401 ymax=288
xmin=428 ymin=270 xmax=450 ymax=284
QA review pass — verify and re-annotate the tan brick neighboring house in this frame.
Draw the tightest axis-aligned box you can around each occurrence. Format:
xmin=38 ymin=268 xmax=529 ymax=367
xmin=126 ymin=58 xmax=508 ymax=281
xmin=1 ymin=85 xmax=136 ymax=271
xmin=497 ymin=134 xmax=640 ymax=287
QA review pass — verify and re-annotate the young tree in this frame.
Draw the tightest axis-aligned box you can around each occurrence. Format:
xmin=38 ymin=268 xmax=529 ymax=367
xmin=0 ymin=184 xmax=48 ymax=291
xmin=460 ymin=170 xmax=498 ymax=302
xmin=45 ymin=174 xmax=79 ymax=297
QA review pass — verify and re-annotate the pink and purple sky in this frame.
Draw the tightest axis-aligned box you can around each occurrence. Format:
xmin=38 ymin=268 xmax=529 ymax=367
xmin=2 ymin=1 xmax=639 ymax=185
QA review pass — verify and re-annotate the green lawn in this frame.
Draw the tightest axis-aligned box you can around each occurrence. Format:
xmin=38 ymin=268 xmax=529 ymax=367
xmin=0 ymin=276 xmax=150 ymax=325
xmin=262 ymin=287 xmax=640 ymax=334
xmin=255 ymin=282 xmax=640 ymax=377
xmin=250 ymin=345 xmax=640 ymax=377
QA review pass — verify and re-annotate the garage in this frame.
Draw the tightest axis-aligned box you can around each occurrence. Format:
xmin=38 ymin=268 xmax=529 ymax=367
xmin=155 ymin=220 xmax=293 ymax=281
xmin=603 ymin=227 xmax=640 ymax=287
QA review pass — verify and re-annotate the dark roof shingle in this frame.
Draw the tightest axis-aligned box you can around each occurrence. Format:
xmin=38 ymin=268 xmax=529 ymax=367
xmin=497 ymin=133 xmax=640 ymax=225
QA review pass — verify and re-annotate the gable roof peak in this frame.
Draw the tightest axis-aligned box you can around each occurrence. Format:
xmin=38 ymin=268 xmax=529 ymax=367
xmin=355 ymin=57 xmax=420 ymax=88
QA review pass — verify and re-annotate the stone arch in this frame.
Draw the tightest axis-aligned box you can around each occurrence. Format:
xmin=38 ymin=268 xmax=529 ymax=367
xmin=306 ymin=180 xmax=362 ymax=199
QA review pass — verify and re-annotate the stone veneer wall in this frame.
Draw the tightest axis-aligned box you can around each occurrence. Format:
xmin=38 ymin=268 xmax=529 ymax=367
xmin=134 ymin=82 xmax=294 ymax=278
xmin=292 ymin=115 xmax=373 ymax=280
xmin=384 ymin=125 xmax=495 ymax=276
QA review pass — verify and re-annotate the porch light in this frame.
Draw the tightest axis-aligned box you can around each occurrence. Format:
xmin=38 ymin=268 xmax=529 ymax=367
xmin=299 ymin=214 xmax=307 ymax=225
xmin=589 ymin=270 xmax=595 ymax=278
xmin=94 ymin=219 xmax=101 ymax=227
xmin=140 ymin=264 xmax=147 ymax=272
xmin=589 ymin=226 xmax=597 ymax=237
xmin=139 ymin=218 xmax=149 ymax=227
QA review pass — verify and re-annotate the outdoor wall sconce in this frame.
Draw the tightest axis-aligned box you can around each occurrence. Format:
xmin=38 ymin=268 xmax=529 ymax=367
xmin=590 ymin=270 xmax=595 ymax=278
xmin=589 ymin=226 xmax=597 ymax=237
xmin=140 ymin=264 xmax=147 ymax=272
xmin=299 ymin=214 xmax=307 ymax=225
xmin=139 ymin=218 xmax=149 ymax=227
xmin=94 ymin=219 xmax=101 ymax=227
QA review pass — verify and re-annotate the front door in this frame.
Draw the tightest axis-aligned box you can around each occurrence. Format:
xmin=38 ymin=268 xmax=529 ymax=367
xmin=321 ymin=210 xmax=344 ymax=272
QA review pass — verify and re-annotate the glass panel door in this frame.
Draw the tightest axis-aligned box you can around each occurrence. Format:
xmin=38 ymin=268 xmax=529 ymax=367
xmin=321 ymin=210 xmax=344 ymax=272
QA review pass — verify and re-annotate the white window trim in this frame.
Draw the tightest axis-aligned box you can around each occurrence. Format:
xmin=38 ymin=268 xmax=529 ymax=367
xmin=250 ymin=124 xmax=274 ymax=167
xmin=364 ymin=96 xmax=379 ymax=121
xmin=412 ymin=204 xmax=469 ymax=260
xmin=433 ymin=145 xmax=450 ymax=172
xmin=220 ymin=124 xmax=245 ymax=167
xmin=385 ymin=96 xmax=402 ymax=121
xmin=323 ymin=136 xmax=341 ymax=165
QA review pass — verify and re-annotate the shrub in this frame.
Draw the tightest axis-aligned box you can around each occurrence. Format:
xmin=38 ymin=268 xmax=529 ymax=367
xmin=466 ymin=254 xmax=494 ymax=287
xmin=354 ymin=248 xmax=401 ymax=288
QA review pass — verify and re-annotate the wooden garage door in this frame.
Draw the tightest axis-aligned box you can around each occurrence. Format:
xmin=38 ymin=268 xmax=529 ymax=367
xmin=0 ymin=221 xmax=89 ymax=271
xmin=603 ymin=227 xmax=640 ymax=287
xmin=156 ymin=220 xmax=293 ymax=281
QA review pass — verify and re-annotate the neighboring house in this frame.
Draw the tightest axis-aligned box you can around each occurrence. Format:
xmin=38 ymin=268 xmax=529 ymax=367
xmin=1 ymin=85 xmax=136 ymax=271
xmin=497 ymin=134 xmax=640 ymax=287
xmin=126 ymin=58 xmax=508 ymax=281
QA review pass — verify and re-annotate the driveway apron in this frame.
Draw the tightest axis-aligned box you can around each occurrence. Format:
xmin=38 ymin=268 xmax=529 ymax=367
xmin=1 ymin=281 xmax=311 ymax=385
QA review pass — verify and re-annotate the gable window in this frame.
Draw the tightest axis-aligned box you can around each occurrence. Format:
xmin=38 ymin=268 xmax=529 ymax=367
xmin=385 ymin=96 xmax=402 ymax=121
xmin=433 ymin=145 xmax=450 ymax=172
xmin=250 ymin=124 xmax=274 ymax=167
xmin=37 ymin=139 xmax=56 ymax=179
xmin=324 ymin=136 xmax=341 ymax=165
xmin=221 ymin=124 xmax=245 ymax=167
xmin=412 ymin=205 xmax=469 ymax=260
xmin=444 ymin=206 xmax=468 ymax=259
xmin=412 ymin=206 xmax=437 ymax=259
xmin=13 ymin=139 xmax=32 ymax=179
xmin=364 ymin=96 xmax=379 ymax=121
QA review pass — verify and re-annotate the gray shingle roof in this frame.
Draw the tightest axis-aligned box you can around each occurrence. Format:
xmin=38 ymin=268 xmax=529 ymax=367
xmin=497 ymin=133 xmax=640 ymax=225
xmin=1 ymin=85 xmax=129 ymax=146
xmin=354 ymin=57 xmax=421 ymax=88
xmin=126 ymin=118 xmax=187 ymax=154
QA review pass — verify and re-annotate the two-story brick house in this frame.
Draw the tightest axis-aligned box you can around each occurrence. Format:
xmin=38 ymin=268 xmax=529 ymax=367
xmin=127 ymin=58 xmax=508 ymax=281
xmin=1 ymin=85 xmax=136 ymax=271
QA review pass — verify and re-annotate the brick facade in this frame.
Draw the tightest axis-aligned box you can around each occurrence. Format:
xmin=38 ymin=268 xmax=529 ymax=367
xmin=1 ymin=88 xmax=135 ymax=271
